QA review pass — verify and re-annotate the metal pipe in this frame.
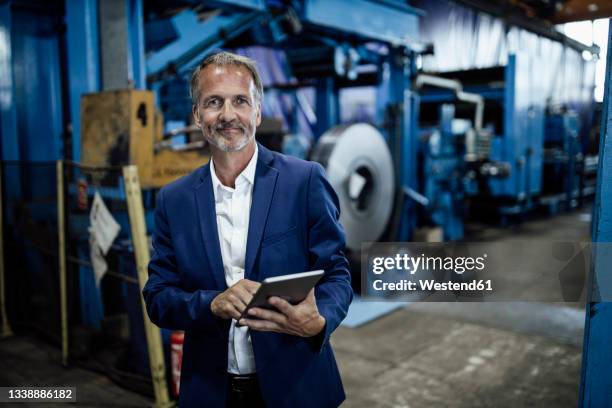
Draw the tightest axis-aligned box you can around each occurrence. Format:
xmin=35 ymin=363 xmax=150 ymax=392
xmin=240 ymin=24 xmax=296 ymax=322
xmin=414 ymin=74 xmax=462 ymax=93
xmin=154 ymin=140 xmax=206 ymax=153
xmin=457 ymin=91 xmax=484 ymax=131
xmin=414 ymin=74 xmax=484 ymax=131
xmin=161 ymin=125 xmax=200 ymax=140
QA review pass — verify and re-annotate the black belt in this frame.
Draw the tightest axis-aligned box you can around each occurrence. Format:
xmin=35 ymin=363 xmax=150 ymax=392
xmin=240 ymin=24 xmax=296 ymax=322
xmin=228 ymin=373 xmax=259 ymax=392
xmin=227 ymin=373 xmax=265 ymax=408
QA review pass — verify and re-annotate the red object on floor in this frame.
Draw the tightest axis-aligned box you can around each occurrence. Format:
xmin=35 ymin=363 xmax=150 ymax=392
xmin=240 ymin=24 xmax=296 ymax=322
xmin=170 ymin=331 xmax=184 ymax=397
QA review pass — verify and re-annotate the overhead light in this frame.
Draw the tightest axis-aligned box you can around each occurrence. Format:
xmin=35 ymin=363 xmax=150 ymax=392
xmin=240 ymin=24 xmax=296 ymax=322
xmin=588 ymin=4 xmax=599 ymax=12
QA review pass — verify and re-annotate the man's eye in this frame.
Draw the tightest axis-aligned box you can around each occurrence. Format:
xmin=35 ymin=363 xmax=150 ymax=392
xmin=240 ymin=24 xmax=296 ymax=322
xmin=235 ymin=97 xmax=249 ymax=105
xmin=206 ymin=99 xmax=221 ymax=108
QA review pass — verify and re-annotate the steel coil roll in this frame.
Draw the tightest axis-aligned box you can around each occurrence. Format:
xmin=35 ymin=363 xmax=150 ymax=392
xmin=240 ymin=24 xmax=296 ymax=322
xmin=311 ymin=123 xmax=395 ymax=251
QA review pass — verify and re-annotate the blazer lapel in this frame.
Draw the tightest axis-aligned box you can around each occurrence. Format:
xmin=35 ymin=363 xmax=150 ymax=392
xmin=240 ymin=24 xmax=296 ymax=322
xmin=245 ymin=145 xmax=278 ymax=280
xmin=194 ymin=165 xmax=228 ymax=290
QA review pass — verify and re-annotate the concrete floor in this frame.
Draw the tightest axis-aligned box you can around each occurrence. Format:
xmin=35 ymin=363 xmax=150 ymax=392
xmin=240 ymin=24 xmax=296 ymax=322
xmin=0 ymin=207 xmax=592 ymax=407
xmin=333 ymin=306 xmax=583 ymax=407
xmin=333 ymin=207 xmax=592 ymax=407
xmin=0 ymin=334 xmax=151 ymax=407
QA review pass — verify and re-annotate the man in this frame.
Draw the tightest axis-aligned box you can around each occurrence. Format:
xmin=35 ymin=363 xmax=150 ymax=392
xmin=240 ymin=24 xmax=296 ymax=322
xmin=143 ymin=51 xmax=353 ymax=408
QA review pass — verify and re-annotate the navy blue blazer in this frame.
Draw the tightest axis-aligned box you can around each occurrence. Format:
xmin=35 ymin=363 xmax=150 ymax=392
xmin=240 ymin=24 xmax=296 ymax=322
xmin=144 ymin=143 xmax=353 ymax=407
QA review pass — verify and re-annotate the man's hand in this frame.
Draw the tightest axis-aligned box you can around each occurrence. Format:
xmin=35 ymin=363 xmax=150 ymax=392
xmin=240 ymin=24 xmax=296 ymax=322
xmin=211 ymin=279 xmax=260 ymax=320
xmin=238 ymin=289 xmax=326 ymax=338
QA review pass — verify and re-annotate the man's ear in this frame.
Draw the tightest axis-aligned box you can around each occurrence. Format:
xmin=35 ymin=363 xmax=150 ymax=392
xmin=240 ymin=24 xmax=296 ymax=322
xmin=193 ymin=105 xmax=201 ymax=127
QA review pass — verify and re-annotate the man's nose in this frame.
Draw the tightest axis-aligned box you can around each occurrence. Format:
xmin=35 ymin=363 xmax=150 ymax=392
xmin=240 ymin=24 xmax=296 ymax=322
xmin=219 ymin=99 xmax=237 ymax=122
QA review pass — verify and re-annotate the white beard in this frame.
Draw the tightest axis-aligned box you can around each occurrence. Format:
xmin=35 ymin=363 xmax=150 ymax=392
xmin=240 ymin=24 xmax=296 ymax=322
xmin=207 ymin=129 xmax=253 ymax=152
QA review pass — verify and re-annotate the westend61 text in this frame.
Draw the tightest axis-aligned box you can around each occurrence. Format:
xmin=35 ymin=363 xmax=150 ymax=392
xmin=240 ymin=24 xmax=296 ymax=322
xmin=372 ymin=279 xmax=493 ymax=292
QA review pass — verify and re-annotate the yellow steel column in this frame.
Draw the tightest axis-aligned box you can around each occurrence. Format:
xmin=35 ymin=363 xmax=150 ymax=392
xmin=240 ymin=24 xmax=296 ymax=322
xmin=56 ymin=161 xmax=68 ymax=365
xmin=0 ymin=162 xmax=13 ymax=338
xmin=122 ymin=165 xmax=173 ymax=408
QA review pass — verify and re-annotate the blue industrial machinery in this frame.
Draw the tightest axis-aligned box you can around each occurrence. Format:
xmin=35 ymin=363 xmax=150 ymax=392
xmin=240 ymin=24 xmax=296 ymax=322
xmin=541 ymin=108 xmax=598 ymax=214
xmin=542 ymin=109 xmax=581 ymax=212
xmin=417 ymin=54 xmax=547 ymax=223
xmin=416 ymin=50 xmax=599 ymax=226
xmin=417 ymin=104 xmax=469 ymax=240
xmin=411 ymin=73 xmax=488 ymax=240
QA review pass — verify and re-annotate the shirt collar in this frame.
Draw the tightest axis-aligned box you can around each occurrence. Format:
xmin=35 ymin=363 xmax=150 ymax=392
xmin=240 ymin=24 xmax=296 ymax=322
xmin=210 ymin=143 xmax=258 ymax=194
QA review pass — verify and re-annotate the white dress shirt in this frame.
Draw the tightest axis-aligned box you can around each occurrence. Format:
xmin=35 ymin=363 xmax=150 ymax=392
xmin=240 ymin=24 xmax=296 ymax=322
xmin=209 ymin=144 xmax=258 ymax=374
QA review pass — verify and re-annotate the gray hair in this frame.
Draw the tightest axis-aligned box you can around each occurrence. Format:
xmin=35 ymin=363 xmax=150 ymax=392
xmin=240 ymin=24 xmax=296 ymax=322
xmin=189 ymin=51 xmax=264 ymax=106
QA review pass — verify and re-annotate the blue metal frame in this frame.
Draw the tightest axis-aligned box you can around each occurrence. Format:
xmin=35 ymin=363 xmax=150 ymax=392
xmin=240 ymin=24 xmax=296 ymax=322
xmin=302 ymin=0 xmax=421 ymax=48
xmin=579 ymin=19 xmax=612 ymax=407
xmin=0 ymin=3 xmax=19 ymax=162
xmin=126 ymin=0 xmax=146 ymax=89
xmin=66 ymin=0 xmax=100 ymax=162
xmin=206 ymin=0 xmax=267 ymax=11
xmin=420 ymin=88 xmax=505 ymax=103
xmin=314 ymin=77 xmax=339 ymax=139
xmin=377 ymin=47 xmax=419 ymax=240
xmin=9 ymin=5 xmax=64 ymax=162
xmin=146 ymin=9 xmax=264 ymax=79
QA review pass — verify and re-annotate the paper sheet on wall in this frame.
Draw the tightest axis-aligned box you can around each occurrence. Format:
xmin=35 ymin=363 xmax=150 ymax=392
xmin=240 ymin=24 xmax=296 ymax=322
xmin=89 ymin=231 xmax=108 ymax=287
xmin=89 ymin=191 xmax=120 ymax=255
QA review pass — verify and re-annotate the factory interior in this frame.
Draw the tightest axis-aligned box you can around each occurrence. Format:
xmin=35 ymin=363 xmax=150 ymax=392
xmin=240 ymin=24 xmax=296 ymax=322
xmin=1 ymin=0 xmax=612 ymax=406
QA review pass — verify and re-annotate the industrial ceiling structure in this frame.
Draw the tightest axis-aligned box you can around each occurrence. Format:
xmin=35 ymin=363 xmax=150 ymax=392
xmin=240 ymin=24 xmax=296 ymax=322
xmin=453 ymin=0 xmax=611 ymax=23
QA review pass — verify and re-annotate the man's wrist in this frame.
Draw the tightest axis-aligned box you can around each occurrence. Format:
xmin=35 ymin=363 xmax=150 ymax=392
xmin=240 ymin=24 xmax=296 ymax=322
xmin=309 ymin=315 xmax=326 ymax=337
xmin=305 ymin=315 xmax=327 ymax=352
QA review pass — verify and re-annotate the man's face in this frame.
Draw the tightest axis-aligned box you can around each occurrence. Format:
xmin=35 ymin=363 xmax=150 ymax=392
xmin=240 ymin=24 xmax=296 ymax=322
xmin=193 ymin=65 xmax=262 ymax=152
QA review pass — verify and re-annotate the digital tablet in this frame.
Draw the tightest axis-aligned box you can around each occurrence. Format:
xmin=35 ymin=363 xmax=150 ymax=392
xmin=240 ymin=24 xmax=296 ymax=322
xmin=238 ymin=270 xmax=324 ymax=322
